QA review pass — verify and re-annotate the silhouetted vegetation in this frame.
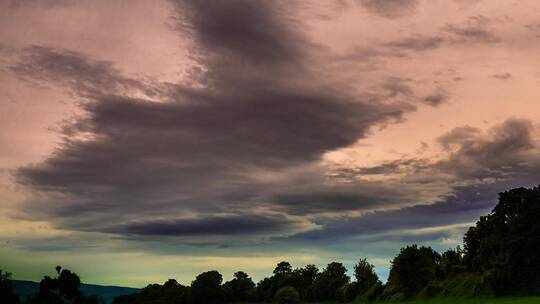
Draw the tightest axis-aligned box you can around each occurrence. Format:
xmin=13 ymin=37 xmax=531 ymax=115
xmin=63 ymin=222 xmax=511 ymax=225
xmin=463 ymin=186 xmax=540 ymax=295
xmin=274 ymin=286 xmax=300 ymax=304
xmin=28 ymin=266 xmax=100 ymax=304
xmin=1 ymin=270 xmax=20 ymax=304
xmin=384 ymin=245 xmax=441 ymax=299
xmin=3 ymin=186 xmax=540 ymax=303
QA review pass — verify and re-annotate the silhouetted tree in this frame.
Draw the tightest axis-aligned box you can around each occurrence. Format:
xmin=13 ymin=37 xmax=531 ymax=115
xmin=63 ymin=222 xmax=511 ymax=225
xmin=463 ymin=186 xmax=540 ymax=295
xmin=255 ymin=261 xmax=296 ymax=302
xmin=354 ymin=258 xmax=379 ymax=295
xmin=0 ymin=270 xmax=20 ymax=304
xmin=30 ymin=267 xmax=97 ymax=304
xmin=223 ymin=271 xmax=255 ymax=302
xmin=312 ymin=262 xmax=349 ymax=302
xmin=387 ymin=245 xmax=440 ymax=298
xmin=191 ymin=271 xmax=223 ymax=304
xmin=295 ymin=265 xmax=319 ymax=301
xmin=255 ymin=277 xmax=275 ymax=303
xmin=273 ymin=262 xmax=292 ymax=279
xmin=272 ymin=262 xmax=293 ymax=289
xmin=438 ymin=247 xmax=464 ymax=278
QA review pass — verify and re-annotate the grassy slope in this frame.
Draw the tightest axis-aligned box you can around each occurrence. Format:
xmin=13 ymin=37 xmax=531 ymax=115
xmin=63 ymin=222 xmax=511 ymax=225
xmin=310 ymin=298 xmax=540 ymax=304
xmin=397 ymin=297 xmax=540 ymax=304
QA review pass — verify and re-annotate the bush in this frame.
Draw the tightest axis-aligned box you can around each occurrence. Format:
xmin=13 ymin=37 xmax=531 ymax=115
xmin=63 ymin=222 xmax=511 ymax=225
xmin=274 ymin=286 xmax=300 ymax=304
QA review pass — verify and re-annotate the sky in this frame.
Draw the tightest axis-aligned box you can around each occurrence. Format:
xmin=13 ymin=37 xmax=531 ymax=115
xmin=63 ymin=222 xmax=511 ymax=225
xmin=0 ymin=0 xmax=540 ymax=288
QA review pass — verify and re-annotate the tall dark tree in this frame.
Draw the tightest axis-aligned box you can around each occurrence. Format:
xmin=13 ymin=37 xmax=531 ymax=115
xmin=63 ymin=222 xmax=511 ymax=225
xmin=463 ymin=186 xmax=540 ymax=294
xmin=255 ymin=277 xmax=275 ymax=303
xmin=312 ymin=262 xmax=349 ymax=302
xmin=191 ymin=271 xmax=223 ymax=304
xmin=387 ymin=245 xmax=440 ymax=298
xmin=273 ymin=262 xmax=292 ymax=281
xmin=0 ymin=270 xmax=20 ymax=304
xmin=354 ymin=258 xmax=379 ymax=294
xmin=295 ymin=264 xmax=319 ymax=301
xmin=223 ymin=271 xmax=255 ymax=302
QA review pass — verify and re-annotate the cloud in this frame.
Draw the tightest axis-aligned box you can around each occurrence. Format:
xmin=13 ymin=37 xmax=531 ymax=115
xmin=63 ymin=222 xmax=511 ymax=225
xmin=352 ymin=118 xmax=538 ymax=182
xmin=285 ymin=119 xmax=540 ymax=244
xmin=358 ymin=0 xmax=418 ymax=18
xmin=10 ymin=46 xmax=159 ymax=98
xmin=437 ymin=118 xmax=537 ymax=179
xmin=423 ymin=89 xmax=449 ymax=107
xmin=444 ymin=16 xmax=501 ymax=43
xmin=491 ymin=72 xmax=512 ymax=80
xmin=173 ymin=0 xmax=307 ymax=67
xmin=384 ymin=35 xmax=445 ymax=51
xmin=9 ymin=1 xmax=537 ymax=253
xmin=13 ymin=1 xmax=418 ymax=240
xmin=105 ymin=213 xmax=313 ymax=237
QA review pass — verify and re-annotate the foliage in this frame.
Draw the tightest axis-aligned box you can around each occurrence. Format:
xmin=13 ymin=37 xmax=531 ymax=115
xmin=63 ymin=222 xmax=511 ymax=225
xmin=463 ymin=186 xmax=540 ymax=295
xmin=387 ymin=245 xmax=441 ymax=299
xmin=223 ymin=271 xmax=255 ymax=302
xmin=438 ymin=247 xmax=464 ymax=279
xmin=191 ymin=271 xmax=223 ymax=304
xmin=29 ymin=266 xmax=98 ymax=304
xmin=354 ymin=258 xmax=380 ymax=296
xmin=294 ymin=264 xmax=319 ymax=301
xmin=312 ymin=262 xmax=349 ymax=302
xmin=273 ymin=286 xmax=300 ymax=304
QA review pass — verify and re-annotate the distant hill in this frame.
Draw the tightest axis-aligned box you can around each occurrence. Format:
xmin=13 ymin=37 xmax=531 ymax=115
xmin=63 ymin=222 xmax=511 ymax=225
xmin=12 ymin=280 xmax=140 ymax=304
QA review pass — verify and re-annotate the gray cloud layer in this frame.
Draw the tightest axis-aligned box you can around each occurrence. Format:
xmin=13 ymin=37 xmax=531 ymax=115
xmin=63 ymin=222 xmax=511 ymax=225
xmin=7 ymin=0 xmax=539 ymax=248
xmin=12 ymin=0 xmax=419 ymax=240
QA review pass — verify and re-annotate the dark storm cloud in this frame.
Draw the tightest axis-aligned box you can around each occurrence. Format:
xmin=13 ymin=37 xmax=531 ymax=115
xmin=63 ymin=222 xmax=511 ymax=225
xmin=285 ymin=196 xmax=483 ymax=243
xmin=358 ymin=0 xmax=418 ymax=18
xmin=107 ymin=214 xmax=304 ymax=237
xmin=14 ymin=0 xmax=418 ymax=238
xmin=288 ymin=118 xmax=540 ymax=243
xmin=288 ymin=175 xmax=539 ymax=244
xmin=173 ymin=0 xmax=306 ymax=66
xmin=273 ymin=184 xmax=425 ymax=214
xmin=352 ymin=118 xmax=538 ymax=181
xmin=437 ymin=118 xmax=536 ymax=179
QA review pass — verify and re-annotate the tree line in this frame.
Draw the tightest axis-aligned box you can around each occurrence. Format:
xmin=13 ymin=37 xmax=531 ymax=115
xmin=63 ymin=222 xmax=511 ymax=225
xmin=2 ymin=186 xmax=539 ymax=303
